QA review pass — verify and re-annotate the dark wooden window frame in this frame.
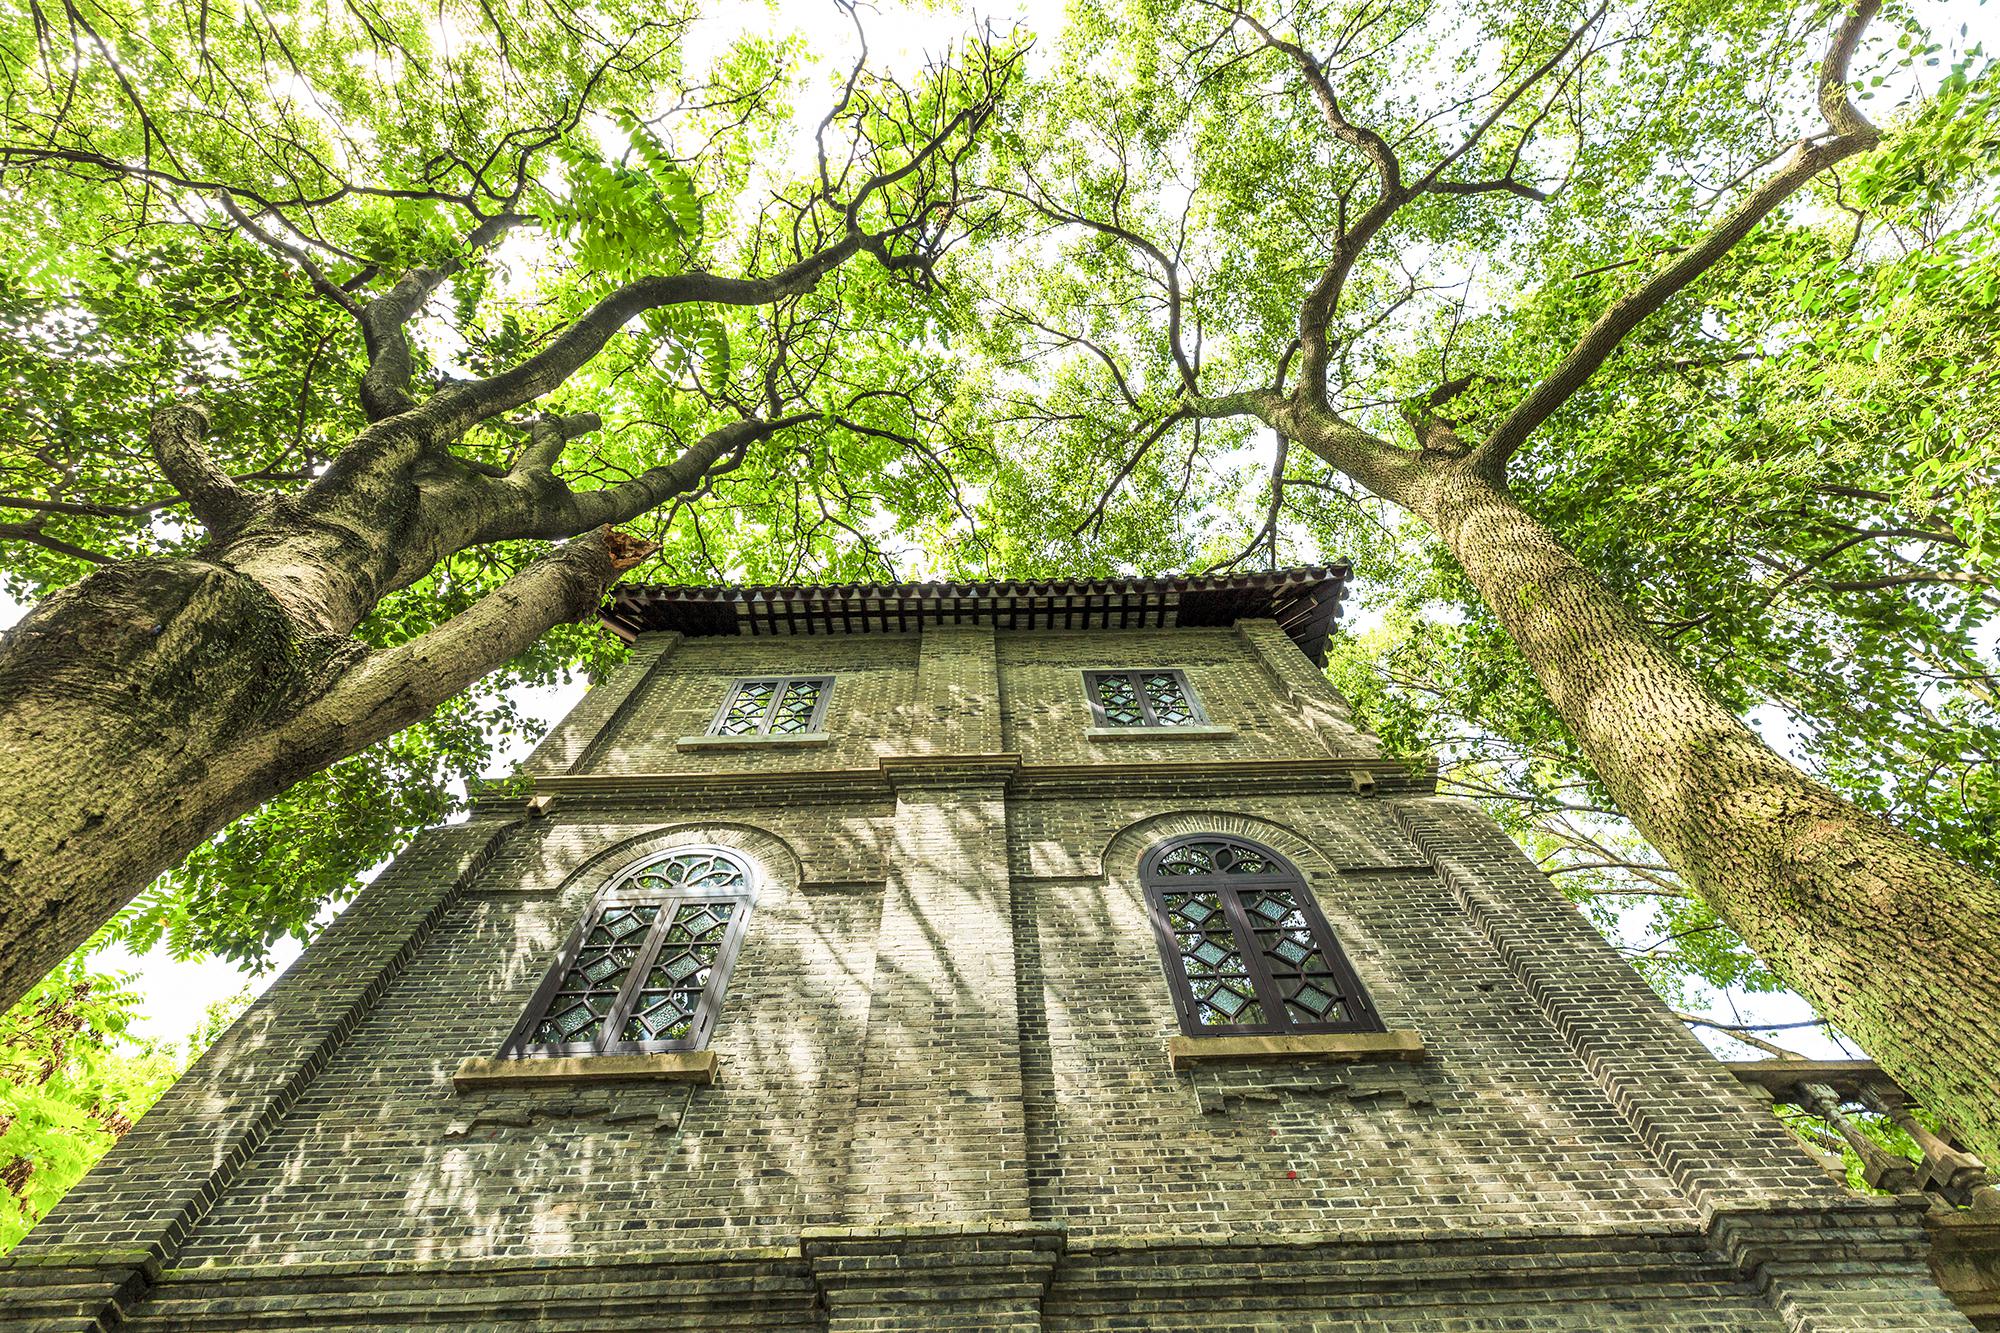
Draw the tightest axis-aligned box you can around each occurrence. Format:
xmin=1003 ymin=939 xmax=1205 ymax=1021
xmin=500 ymin=848 xmax=756 ymax=1058
xmin=1081 ymin=668 xmax=1208 ymax=728
xmin=1140 ymin=834 xmax=1384 ymax=1038
xmin=708 ymin=675 xmax=835 ymax=737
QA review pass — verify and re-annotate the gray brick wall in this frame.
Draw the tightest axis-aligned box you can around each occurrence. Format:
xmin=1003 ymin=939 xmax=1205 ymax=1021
xmin=4 ymin=616 xmax=1972 ymax=1331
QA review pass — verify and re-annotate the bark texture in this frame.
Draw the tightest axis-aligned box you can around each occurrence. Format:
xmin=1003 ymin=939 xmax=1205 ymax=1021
xmin=1403 ymin=464 xmax=2000 ymax=1161
xmin=0 ymin=525 xmax=632 ymax=1009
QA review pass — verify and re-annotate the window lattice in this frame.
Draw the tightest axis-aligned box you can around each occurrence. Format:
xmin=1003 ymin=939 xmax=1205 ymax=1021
xmin=712 ymin=677 xmax=831 ymax=736
xmin=1161 ymin=889 xmax=1264 ymax=1026
xmin=1141 ymin=672 xmax=1195 ymax=725
xmin=530 ymin=905 xmax=659 ymax=1047
xmin=1155 ymin=839 xmax=1276 ymax=877
xmin=508 ymin=848 xmax=754 ymax=1057
xmin=718 ymin=681 xmax=776 ymax=735
xmin=626 ymin=849 xmax=748 ymax=895
xmin=1085 ymin=670 xmax=1203 ymax=728
xmin=621 ymin=901 xmax=738 ymax=1042
xmin=1141 ymin=836 xmax=1382 ymax=1037
xmin=1094 ymin=673 xmax=1143 ymax=726
xmin=769 ymin=679 xmax=823 ymax=733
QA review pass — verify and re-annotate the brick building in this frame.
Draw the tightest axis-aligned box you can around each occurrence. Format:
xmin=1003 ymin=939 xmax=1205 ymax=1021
xmin=1 ymin=569 xmax=1977 ymax=1329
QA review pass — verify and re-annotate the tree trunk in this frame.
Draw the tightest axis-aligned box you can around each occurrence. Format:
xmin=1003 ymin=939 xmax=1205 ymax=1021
xmin=0 ymin=530 xmax=624 ymax=1010
xmin=1408 ymin=463 xmax=2000 ymax=1160
xmin=0 ymin=558 xmax=337 ymax=1006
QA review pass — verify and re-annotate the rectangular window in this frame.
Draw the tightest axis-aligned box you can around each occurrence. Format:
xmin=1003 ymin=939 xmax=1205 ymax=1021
xmin=710 ymin=676 xmax=832 ymax=736
xmin=1084 ymin=669 xmax=1205 ymax=728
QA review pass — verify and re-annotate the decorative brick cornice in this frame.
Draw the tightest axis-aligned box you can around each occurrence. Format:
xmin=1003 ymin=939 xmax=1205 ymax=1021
xmin=879 ymin=752 xmax=1024 ymax=790
xmin=478 ymin=754 xmax=1437 ymax=817
xmin=802 ymin=1223 xmax=1066 ymax=1325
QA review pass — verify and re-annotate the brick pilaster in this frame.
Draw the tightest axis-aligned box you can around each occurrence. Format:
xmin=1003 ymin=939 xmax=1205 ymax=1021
xmin=915 ymin=621 xmax=1001 ymax=755
xmin=839 ymin=624 xmax=1029 ymax=1230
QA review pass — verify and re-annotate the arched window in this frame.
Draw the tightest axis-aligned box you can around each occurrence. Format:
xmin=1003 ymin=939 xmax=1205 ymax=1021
xmin=504 ymin=847 xmax=755 ymax=1057
xmin=1141 ymin=835 xmax=1382 ymax=1036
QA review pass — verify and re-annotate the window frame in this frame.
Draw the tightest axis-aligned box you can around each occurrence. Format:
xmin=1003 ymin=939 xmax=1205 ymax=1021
xmin=1140 ymin=835 xmax=1383 ymax=1038
xmin=500 ymin=847 xmax=757 ymax=1059
xmin=707 ymin=675 xmax=835 ymax=738
xmin=1081 ymin=668 xmax=1208 ymax=728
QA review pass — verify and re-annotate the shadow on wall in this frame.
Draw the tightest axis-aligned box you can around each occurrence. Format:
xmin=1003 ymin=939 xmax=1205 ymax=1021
xmin=133 ymin=801 xmax=1731 ymax=1269
xmin=1025 ymin=807 xmax=1709 ymax=1237
xmin=153 ymin=807 xmax=1013 ymax=1267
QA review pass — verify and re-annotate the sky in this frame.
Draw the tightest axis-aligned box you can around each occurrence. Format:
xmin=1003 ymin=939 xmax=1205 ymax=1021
xmin=6 ymin=0 xmax=1996 ymax=1056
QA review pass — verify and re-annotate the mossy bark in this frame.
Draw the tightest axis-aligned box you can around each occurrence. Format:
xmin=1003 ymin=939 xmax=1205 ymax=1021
xmin=0 ymin=559 xmax=329 ymax=1005
xmin=0 ymin=527 xmax=624 ymax=1010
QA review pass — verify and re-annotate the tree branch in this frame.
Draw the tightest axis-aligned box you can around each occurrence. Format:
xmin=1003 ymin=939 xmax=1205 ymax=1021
xmin=1675 ymin=1013 xmax=1816 ymax=1060
xmin=1228 ymin=3 xmax=1594 ymax=401
xmin=424 ymin=239 xmax=865 ymax=438
xmin=481 ymin=412 xmax=813 ymax=544
xmin=356 ymin=212 xmax=522 ymax=421
xmin=147 ymin=401 xmax=261 ymax=538
xmin=0 ymin=521 xmax=112 ymax=565
xmin=1008 ymin=185 xmax=1201 ymax=394
xmin=216 ymin=194 xmax=365 ymax=321
xmin=1470 ymin=1 xmax=1882 ymax=470
xmin=266 ymin=527 xmax=651 ymax=778
xmin=511 ymin=411 xmax=604 ymax=475
xmin=1070 ymin=410 xmax=1188 ymax=539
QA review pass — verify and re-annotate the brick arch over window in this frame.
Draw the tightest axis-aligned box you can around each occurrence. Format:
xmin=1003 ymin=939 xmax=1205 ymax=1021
xmin=1140 ymin=833 xmax=1384 ymax=1037
xmin=1085 ymin=808 xmax=1338 ymax=883
xmin=547 ymin=821 xmax=804 ymax=903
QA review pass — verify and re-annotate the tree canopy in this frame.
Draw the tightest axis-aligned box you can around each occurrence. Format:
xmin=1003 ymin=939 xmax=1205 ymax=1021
xmin=0 ymin=0 xmax=1015 ymax=990
xmin=954 ymin=0 xmax=1996 ymax=1022
xmin=1 ymin=0 xmax=1996 ymax=1227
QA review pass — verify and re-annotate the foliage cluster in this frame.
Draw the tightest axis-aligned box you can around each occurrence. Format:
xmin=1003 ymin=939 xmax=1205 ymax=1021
xmin=952 ymin=0 xmax=1997 ymax=1020
xmin=0 ymin=964 xmax=245 ymax=1250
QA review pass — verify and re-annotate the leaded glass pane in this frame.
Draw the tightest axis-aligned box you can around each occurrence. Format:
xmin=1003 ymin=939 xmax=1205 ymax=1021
xmin=1156 ymin=838 xmax=1275 ymax=878
xmin=1281 ymin=974 xmax=1351 ymax=1025
xmin=530 ymin=905 xmax=658 ymax=1047
xmin=718 ymin=680 xmax=776 ymax=734
xmin=1155 ymin=842 xmax=1215 ymax=875
xmin=1093 ymin=673 xmax=1143 ymax=726
xmin=622 ymin=900 xmax=737 ymax=1043
xmin=769 ymin=679 xmax=822 ymax=734
xmin=629 ymin=850 xmax=749 ymax=896
xmin=1245 ymin=889 xmax=1308 ymax=925
xmin=1141 ymin=672 xmax=1194 ymax=725
xmin=1162 ymin=890 xmax=1262 ymax=1027
xmin=1191 ymin=977 xmax=1264 ymax=1025
xmin=1215 ymin=843 xmax=1276 ymax=876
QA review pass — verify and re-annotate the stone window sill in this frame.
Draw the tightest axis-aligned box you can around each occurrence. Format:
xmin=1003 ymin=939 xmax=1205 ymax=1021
xmin=1086 ymin=724 xmax=1236 ymax=741
xmin=676 ymin=732 xmax=830 ymax=751
xmin=1166 ymin=1028 xmax=1426 ymax=1072
xmin=452 ymin=1051 xmax=718 ymax=1091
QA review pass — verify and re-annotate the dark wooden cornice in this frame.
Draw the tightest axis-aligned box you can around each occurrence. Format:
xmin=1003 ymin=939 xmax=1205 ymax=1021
xmin=602 ymin=567 xmax=1350 ymax=666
